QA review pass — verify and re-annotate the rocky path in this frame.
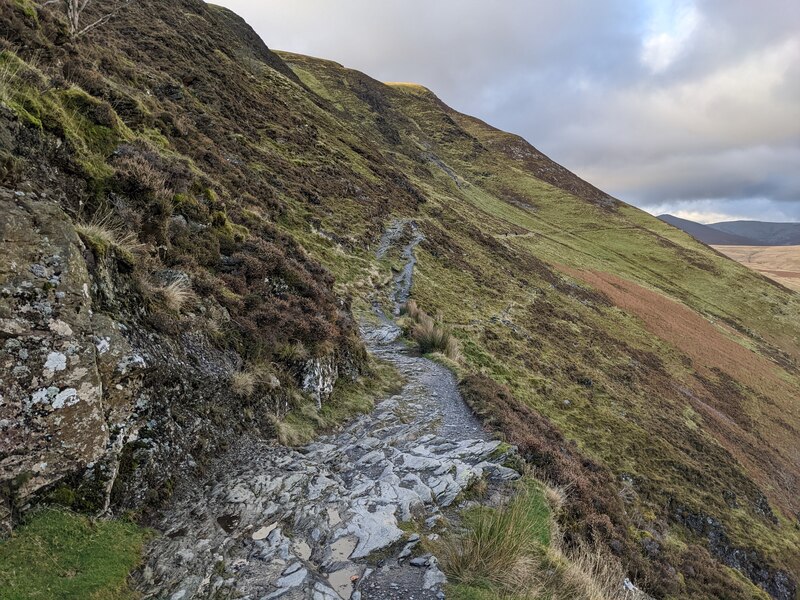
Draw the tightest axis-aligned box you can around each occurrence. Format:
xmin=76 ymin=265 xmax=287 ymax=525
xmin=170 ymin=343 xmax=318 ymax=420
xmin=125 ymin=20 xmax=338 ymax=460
xmin=137 ymin=221 xmax=519 ymax=600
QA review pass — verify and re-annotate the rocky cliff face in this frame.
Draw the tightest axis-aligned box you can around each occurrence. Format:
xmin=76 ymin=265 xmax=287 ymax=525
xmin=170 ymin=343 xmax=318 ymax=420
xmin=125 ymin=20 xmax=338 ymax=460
xmin=1 ymin=190 xmax=110 ymax=524
xmin=0 ymin=170 xmax=361 ymax=527
xmin=0 ymin=0 xmax=366 ymax=524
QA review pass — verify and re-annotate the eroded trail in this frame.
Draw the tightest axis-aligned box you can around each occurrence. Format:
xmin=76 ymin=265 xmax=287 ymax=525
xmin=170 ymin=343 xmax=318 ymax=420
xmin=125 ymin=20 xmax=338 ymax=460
xmin=138 ymin=221 xmax=518 ymax=600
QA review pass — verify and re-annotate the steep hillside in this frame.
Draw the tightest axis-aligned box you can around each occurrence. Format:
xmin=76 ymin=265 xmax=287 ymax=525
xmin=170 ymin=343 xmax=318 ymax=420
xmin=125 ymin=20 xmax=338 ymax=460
xmin=1 ymin=1 xmax=799 ymax=599
xmin=659 ymin=214 xmax=759 ymax=245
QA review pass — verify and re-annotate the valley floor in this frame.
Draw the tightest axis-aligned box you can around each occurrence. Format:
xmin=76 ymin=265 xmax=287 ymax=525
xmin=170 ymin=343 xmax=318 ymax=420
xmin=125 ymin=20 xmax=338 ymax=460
xmin=712 ymin=245 xmax=800 ymax=291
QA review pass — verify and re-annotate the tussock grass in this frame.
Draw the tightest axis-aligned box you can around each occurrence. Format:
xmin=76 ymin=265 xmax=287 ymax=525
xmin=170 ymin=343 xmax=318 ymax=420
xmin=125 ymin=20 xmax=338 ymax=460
xmin=75 ymin=214 xmax=142 ymax=261
xmin=277 ymin=340 xmax=309 ymax=362
xmin=231 ymin=369 xmax=256 ymax=398
xmin=542 ymin=539 xmax=644 ymax=600
xmin=433 ymin=481 xmax=644 ymax=600
xmin=231 ymin=363 xmax=281 ymax=398
xmin=154 ymin=279 xmax=193 ymax=312
xmin=429 ymin=485 xmax=550 ymax=590
xmin=0 ymin=52 xmax=22 ymax=107
xmin=401 ymin=300 xmax=461 ymax=360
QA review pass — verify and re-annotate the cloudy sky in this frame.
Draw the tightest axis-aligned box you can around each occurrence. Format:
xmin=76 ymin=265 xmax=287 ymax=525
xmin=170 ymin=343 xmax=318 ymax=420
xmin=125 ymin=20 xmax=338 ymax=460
xmin=216 ymin=1 xmax=800 ymax=223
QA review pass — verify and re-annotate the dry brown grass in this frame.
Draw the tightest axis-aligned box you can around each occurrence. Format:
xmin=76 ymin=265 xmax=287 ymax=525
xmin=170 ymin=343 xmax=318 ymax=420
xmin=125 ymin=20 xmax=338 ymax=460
xmin=401 ymin=298 xmax=423 ymax=320
xmin=230 ymin=370 xmax=256 ymax=398
xmin=154 ymin=279 xmax=193 ymax=312
xmin=713 ymin=245 xmax=800 ymax=291
xmin=230 ymin=363 xmax=281 ymax=398
xmin=0 ymin=52 xmax=21 ymax=107
xmin=560 ymin=267 xmax=800 ymax=516
xmin=545 ymin=542 xmax=644 ymax=600
xmin=562 ymin=268 xmax=783 ymax=395
xmin=401 ymin=300 xmax=461 ymax=360
xmin=75 ymin=214 xmax=142 ymax=259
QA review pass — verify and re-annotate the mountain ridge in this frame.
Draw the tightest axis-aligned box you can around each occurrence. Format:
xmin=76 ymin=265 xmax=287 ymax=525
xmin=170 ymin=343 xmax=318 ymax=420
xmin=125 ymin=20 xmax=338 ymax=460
xmin=658 ymin=214 xmax=761 ymax=245
xmin=659 ymin=213 xmax=800 ymax=246
xmin=712 ymin=220 xmax=800 ymax=246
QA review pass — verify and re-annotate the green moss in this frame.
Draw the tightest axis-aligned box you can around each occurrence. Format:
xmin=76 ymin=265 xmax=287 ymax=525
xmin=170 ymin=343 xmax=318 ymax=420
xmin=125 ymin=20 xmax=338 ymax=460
xmin=139 ymin=127 xmax=171 ymax=149
xmin=48 ymin=486 xmax=77 ymax=508
xmin=0 ymin=509 xmax=150 ymax=600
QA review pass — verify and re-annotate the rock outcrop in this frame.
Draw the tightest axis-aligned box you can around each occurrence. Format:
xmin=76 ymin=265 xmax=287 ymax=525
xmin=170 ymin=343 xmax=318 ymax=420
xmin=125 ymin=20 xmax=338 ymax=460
xmin=0 ymin=183 xmax=359 ymax=528
xmin=1 ymin=190 xmax=110 ymax=526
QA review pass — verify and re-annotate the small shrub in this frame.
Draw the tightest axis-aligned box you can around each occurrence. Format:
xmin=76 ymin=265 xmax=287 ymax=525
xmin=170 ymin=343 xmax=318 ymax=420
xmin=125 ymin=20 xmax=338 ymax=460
xmin=113 ymin=151 xmax=171 ymax=199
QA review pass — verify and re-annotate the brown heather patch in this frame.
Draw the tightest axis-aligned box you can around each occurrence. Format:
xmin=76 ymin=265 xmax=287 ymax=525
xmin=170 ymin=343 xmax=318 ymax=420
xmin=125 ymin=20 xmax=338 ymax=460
xmin=458 ymin=375 xmax=768 ymax=599
xmin=560 ymin=267 xmax=800 ymax=517
xmin=459 ymin=375 xmax=630 ymax=549
xmin=559 ymin=267 xmax=793 ymax=401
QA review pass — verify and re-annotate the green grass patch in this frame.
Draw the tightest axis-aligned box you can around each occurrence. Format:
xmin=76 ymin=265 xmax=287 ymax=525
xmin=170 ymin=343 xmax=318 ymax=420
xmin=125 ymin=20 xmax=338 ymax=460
xmin=0 ymin=509 xmax=150 ymax=600
xmin=428 ymin=480 xmax=551 ymax=594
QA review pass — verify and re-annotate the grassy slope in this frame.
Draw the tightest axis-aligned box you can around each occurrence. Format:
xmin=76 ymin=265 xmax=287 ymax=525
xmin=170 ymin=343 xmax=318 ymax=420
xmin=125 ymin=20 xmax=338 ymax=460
xmin=276 ymin=53 xmax=800 ymax=594
xmin=0 ymin=510 xmax=149 ymax=600
xmin=714 ymin=245 xmax=800 ymax=292
xmin=1 ymin=0 xmax=798 ymax=596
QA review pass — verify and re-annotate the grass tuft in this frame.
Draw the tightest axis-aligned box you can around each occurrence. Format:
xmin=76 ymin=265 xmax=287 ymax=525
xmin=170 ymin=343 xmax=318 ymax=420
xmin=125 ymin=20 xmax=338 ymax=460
xmin=231 ymin=370 xmax=256 ymax=398
xmin=152 ymin=279 xmax=193 ymax=313
xmin=75 ymin=214 xmax=141 ymax=262
xmin=401 ymin=300 xmax=461 ymax=360
xmin=428 ymin=483 xmax=550 ymax=591
xmin=433 ymin=481 xmax=644 ymax=600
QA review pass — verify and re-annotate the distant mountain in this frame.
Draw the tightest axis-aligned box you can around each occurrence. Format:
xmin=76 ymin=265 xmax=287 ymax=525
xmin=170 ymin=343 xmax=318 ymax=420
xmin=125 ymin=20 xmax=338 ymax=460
xmin=657 ymin=214 xmax=760 ymax=245
xmin=710 ymin=220 xmax=800 ymax=246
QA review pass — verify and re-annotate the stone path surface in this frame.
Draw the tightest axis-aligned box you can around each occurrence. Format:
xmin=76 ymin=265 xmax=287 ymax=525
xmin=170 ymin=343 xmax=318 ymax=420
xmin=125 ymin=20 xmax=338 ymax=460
xmin=137 ymin=221 xmax=519 ymax=599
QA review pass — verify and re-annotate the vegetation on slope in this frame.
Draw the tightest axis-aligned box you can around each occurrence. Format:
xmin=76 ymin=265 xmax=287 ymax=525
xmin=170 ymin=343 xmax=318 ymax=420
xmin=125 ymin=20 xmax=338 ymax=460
xmin=0 ymin=0 xmax=798 ymax=598
xmin=0 ymin=509 xmax=149 ymax=600
xmin=277 ymin=53 xmax=800 ymax=597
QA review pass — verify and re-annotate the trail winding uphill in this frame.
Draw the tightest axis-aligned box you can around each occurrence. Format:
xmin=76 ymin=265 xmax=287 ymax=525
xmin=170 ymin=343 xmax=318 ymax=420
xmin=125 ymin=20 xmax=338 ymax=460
xmin=136 ymin=222 xmax=520 ymax=600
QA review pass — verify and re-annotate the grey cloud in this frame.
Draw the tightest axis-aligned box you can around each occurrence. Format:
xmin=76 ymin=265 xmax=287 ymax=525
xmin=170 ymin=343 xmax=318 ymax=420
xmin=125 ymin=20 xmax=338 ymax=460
xmin=216 ymin=0 xmax=800 ymax=221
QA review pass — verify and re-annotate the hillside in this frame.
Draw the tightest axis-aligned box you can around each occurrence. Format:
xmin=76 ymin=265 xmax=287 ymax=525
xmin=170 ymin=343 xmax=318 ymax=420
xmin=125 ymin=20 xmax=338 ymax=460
xmin=658 ymin=214 xmax=759 ymax=245
xmin=1 ymin=1 xmax=799 ymax=599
